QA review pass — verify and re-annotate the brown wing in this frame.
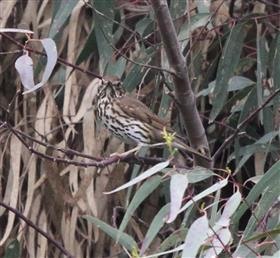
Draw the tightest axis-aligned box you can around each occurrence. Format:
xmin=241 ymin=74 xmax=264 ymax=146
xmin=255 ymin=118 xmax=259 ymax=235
xmin=116 ymin=96 xmax=210 ymax=160
xmin=116 ymin=95 xmax=173 ymax=141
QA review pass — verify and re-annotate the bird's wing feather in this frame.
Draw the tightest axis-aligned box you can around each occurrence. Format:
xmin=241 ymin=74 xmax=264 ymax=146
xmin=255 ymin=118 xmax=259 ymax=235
xmin=117 ymin=96 xmax=171 ymax=129
xmin=116 ymin=96 xmax=210 ymax=160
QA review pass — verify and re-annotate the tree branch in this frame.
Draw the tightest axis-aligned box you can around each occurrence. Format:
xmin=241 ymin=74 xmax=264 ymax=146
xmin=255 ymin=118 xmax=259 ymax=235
xmin=213 ymin=89 xmax=280 ymax=161
xmin=150 ymin=0 xmax=211 ymax=168
xmin=0 ymin=201 xmax=75 ymax=258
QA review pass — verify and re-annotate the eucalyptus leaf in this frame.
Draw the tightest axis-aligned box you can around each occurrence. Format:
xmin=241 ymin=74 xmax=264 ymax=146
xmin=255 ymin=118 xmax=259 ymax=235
xmin=210 ymin=22 xmax=250 ymax=121
xmin=83 ymin=216 xmax=137 ymax=252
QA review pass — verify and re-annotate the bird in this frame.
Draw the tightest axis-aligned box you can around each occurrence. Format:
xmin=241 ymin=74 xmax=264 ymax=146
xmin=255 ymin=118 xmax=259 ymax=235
xmin=95 ymin=78 xmax=210 ymax=161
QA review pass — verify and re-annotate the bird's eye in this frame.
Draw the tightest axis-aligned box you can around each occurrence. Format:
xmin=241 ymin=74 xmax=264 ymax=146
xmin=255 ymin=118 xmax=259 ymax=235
xmin=97 ymin=85 xmax=106 ymax=98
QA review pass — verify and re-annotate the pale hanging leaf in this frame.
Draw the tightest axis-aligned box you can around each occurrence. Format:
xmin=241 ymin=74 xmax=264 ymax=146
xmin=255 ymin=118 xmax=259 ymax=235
xmin=204 ymin=228 xmax=232 ymax=258
xmin=141 ymin=244 xmax=184 ymax=258
xmin=104 ymin=161 xmax=169 ymax=194
xmin=40 ymin=39 xmax=57 ymax=82
xmin=215 ymin=190 xmax=242 ymax=229
xmin=182 ymin=214 xmax=209 ymax=258
xmin=210 ymin=190 xmax=242 ymax=235
xmin=178 ymin=166 xmax=215 ymax=183
xmin=0 ymin=28 xmax=33 ymax=34
xmin=15 ymin=53 xmax=35 ymax=90
xmin=221 ymin=190 xmax=242 ymax=220
xmin=244 ymin=175 xmax=263 ymax=185
xmin=0 ymin=135 xmax=21 ymax=245
xmin=179 ymin=178 xmax=228 ymax=214
xmin=166 ymin=173 xmax=188 ymax=223
xmin=23 ymin=38 xmax=58 ymax=94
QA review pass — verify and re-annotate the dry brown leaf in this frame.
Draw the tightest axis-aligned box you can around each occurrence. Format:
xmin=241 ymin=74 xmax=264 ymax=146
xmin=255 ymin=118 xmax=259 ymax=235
xmin=0 ymin=134 xmax=22 ymax=245
xmin=18 ymin=154 xmax=36 ymax=242
xmin=37 ymin=210 xmax=48 ymax=257
xmin=0 ymin=0 xmax=17 ymax=28
xmin=27 ymin=194 xmax=42 ymax=258
xmin=210 ymin=0 xmax=230 ymax=26
xmin=63 ymin=1 xmax=83 ymax=126
xmin=254 ymin=151 xmax=266 ymax=176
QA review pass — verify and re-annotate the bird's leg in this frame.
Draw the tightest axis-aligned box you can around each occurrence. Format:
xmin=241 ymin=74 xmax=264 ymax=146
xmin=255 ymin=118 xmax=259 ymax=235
xmin=109 ymin=143 xmax=166 ymax=158
xmin=109 ymin=145 xmax=141 ymax=158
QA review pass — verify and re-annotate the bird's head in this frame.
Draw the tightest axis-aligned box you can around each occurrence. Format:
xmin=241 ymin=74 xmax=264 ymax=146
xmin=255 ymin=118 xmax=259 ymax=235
xmin=97 ymin=78 xmax=125 ymax=100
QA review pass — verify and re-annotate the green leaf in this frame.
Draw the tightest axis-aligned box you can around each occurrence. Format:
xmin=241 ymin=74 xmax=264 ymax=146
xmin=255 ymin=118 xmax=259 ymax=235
xmin=272 ymin=33 xmax=280 ymax=113
xmin=196 ymin=0 xmax=210 ymax=13
xmin=175 ymin=167 xmax=215 ymax=184
xmin=118 ymin=176 xmax=162 ymax=239
xmin=83 ymin=216 xmax=137 ymax=252
xmin=76 ymin=26 xmax=96 ymax=65
xmin=233 ymin=160 xmax=280 ymax=225
xmin=243 ymin=180 xmax=280 ymax=238
xmin=3 ymin=239 xmax=20 ymax=258
xmin=256 ymin=34 xmax=268 ymax=123
xmin=178 ymin=13 xmax=210 ymax=52
xmin=49 ymin=0 xmax=78 ymax=38
xmin=159 ymin=229 xmax=187 ymax=252
xmin=135 ymin=17 xmax=153 ymax=36
xmin=94 ymin=0 xmax=116 ymax=72
xmin=122 ymin=47 xmax=155 ymax=92
xmin=210 ymin=22 xmax=250 ymax=121
xmin=170 ymin=0 xmax=186 ymax=19
xmin=140 ymin=204 xmax=170 ymax=255
xmin=105 ymin=57 xmax=126 ymax=78
xmin=198 ymin=76 xmax=255 ymax=97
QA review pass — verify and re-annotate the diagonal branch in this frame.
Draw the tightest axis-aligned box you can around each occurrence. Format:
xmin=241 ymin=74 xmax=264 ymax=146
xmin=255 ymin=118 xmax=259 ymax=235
xmin=150 ymin=0 xmax=211 ymax=168
xmin=213 ymin=89 xmax=280 ymax=161
xmin=0 ymin=201 xmax=75 ymax=258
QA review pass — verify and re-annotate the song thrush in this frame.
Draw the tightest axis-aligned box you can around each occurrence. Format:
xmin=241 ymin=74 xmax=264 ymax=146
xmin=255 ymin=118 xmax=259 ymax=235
xmin=95 ymin=79 xmax=209 ymax=160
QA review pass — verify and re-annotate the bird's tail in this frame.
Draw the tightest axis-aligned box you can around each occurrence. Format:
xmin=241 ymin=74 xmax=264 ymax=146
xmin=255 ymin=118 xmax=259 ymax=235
xmin=173 ymin=136 xmax=211 ymax=162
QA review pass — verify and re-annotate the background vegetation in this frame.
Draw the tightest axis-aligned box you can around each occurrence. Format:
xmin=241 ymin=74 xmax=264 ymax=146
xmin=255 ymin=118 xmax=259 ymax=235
xmin=0 ymin=0 xmax=280 ymax=257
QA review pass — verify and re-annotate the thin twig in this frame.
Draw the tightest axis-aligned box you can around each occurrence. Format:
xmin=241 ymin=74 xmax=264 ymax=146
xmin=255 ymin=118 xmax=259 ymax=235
xmin=0 ymin=201 xmax=75 ymax=258
xmin=213 ymin=89 xmax=280 ymax=161
xmin=1 ymin=120 xmax=190 ymax=168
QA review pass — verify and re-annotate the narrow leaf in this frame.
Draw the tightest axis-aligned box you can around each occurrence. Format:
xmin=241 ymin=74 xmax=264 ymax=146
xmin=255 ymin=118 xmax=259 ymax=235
xmin=23 ymin=38 xmax=57 ymax=94
xmin=104 ymin=161 xmax=169 ymax=194
xmin=48 ymin=0 xmax=78 ymax=38
xmin=3 ymin=239 xmax=21 ymax=258
xmin=221 ymin=190 xmax=242 ymax=220
xmin=210 ymin=22 xmax=249 ymax=121
xmin=210 ymin=191 xmax=241 ymax=233
xmin=118 ymin=176 xmax=161 ymax=239
xmin=179 ymin=178 xmax=228 ymax=214
xmin=204 ymin=228 xmax=231 ymax=258
xmin=182 ymin=214 xmax=209 ymax=258
xmin=166 ymin=174 xmax=188 ymax=223
xmin=83 ymin=216 xmax=137 ymax=252
xmin=233 ymin=160 xmax=280 ymax=224
xmin=140 ymin=204 xmax=170 ymax=255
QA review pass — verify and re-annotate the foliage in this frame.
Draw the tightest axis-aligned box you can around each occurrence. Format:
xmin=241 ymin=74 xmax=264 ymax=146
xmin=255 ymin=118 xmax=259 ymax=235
xmin=0 ymin=0 xmax=280 ymax=257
